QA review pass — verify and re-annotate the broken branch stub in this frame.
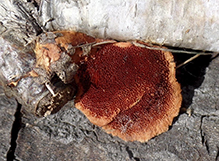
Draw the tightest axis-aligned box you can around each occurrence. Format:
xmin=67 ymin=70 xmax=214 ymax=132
xmin=0 ymin=31 xmax=98 ymax=117
xmin=75 ymin=41 xmax=182 ymax=142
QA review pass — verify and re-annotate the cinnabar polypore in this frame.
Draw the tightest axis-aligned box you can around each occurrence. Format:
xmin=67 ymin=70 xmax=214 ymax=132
xmin=75 ymin=42 xmax=182 ymax=142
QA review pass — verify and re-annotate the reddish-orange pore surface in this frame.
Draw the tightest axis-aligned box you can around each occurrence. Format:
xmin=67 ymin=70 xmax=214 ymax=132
xmin=75 ymin=42 xmax=182 ymax=142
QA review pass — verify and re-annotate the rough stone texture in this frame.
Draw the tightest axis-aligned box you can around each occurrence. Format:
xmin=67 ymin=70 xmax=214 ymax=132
xmin=0 ymin=87 xmax=17 ymax=161
xmin=10 ymin=55 xmax=218 ymax=161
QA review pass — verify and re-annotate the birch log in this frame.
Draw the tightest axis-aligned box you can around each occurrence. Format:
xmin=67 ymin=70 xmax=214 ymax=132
xmin=40 ymin=0 xmax=219 ymax=52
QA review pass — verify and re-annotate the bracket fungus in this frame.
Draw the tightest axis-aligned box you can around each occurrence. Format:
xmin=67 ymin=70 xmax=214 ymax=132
xmin=1 ymin=30 xmax=182 ymax=142
xmin=75 ymin=41 xmax=182 ymax=142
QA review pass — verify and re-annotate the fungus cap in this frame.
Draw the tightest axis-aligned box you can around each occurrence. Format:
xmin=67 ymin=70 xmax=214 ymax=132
xmin=75 ymin=42 xmax=182 ymax=142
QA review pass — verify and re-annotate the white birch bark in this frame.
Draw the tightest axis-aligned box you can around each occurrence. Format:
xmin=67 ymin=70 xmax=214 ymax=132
xmin=40 ymin=0 xmax=219 ymax=52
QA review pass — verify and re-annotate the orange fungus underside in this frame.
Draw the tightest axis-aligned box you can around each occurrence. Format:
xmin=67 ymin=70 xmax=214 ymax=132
xmin=75 ymin=42 xmax=182 ymax=142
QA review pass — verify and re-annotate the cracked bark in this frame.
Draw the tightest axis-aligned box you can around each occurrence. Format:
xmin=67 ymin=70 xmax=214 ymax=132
xmin=6 ymin=102 xmax=22 ymax=161
xmin=126 ymin=146 xmax=140 ymax=161
xmin=0 ymin=87 xmax=17 ymax=161
xmin=216 ymin=148 xmax=219 ymax=161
